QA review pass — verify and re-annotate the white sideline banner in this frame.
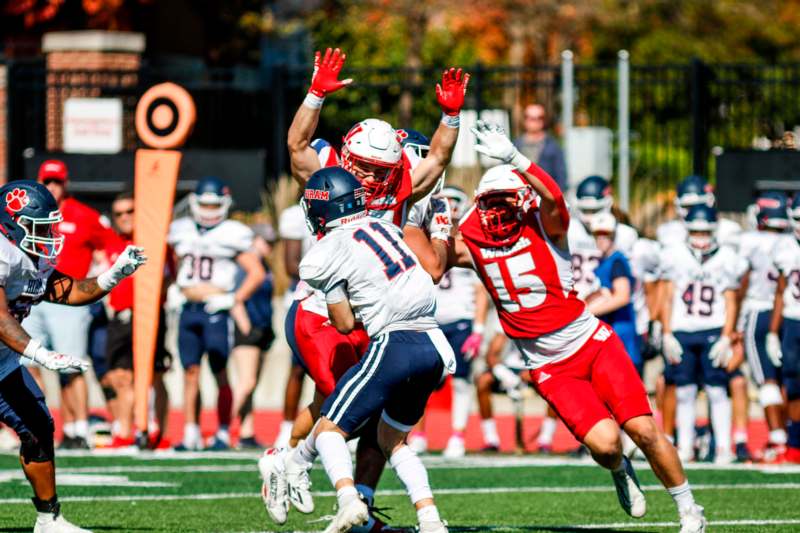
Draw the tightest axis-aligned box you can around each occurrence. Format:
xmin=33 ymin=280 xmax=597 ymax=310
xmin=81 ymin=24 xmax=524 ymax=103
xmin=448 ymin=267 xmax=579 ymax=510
xmin=63 ymin=98 xmax=123 ymax=154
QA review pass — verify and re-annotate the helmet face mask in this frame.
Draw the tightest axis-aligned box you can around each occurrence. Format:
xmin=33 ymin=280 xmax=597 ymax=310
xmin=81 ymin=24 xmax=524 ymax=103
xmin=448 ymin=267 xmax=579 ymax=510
xmin=342 ymin=119 xmax=403 ymax=210
xmin=18 ymin=211 xmax=64 ymax=260
xmin=439 ymin=186 xmax=470 ymax=220
xmin=575 ymin=176 xmax=613 ymax=226
xmin=0 ymin=181 xmax=64 ymax=261
xmin=476 ymin=190 xmax=524 ymax=243
xmin=683 ymin=204 xmax=719 ymax=257
xmin=189 ymin=177 xmax=232 ymax=228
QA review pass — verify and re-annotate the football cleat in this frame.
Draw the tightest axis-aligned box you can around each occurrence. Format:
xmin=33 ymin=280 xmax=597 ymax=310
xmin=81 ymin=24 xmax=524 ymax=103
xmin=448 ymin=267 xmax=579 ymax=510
xmin=205 ymin=436 xmax=230 ymax=451
xmin=418 ymin=520 xmax=448 ymax=533
xmin=237 ymin=436 xmax=262 ymax=450
xmin=481 ymin=444 xmax=500 ymax=453
xmin=285 ymin=453 xmax=315 ymax=513
xmin=324 ymin=496 xmax=369 ymax=533
xmin=258 ymin=448 xmax=289 ymax=524
xmin=611 ymin=456 xmax=647 ymax=518
xmin=757 ymin=442 xmax=786 ymax=464
xmin=537 ymin=444 xmax=552 ymax=455
xmin=735 ymin=442 xmax=752 ymax=463
xmin=442 ymin=436 xmax=465 ymax=459
xmin=713 ymin=449 xmax=735 ymax=466
xmin=34 ymin=512 xmax=92 ymax=533
xmin=679 ymin=504 xmax=707 ymax=533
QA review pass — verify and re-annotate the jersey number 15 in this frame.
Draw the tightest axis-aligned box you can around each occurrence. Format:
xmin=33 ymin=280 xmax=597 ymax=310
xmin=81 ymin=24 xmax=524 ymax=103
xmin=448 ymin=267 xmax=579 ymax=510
xmin=484 ymin=253 xmax=546 ymax=312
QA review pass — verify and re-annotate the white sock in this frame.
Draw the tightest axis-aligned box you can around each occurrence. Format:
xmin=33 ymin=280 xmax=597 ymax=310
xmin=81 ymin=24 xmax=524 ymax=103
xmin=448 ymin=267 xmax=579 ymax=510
xmin=770 ymin=429 xmax=788 ymax=445
xmin=184 ymin=423 xmax=200 ymax=446
xmin=706 ymin=385 xmax=732 ymax=457
xmin=316 ymin=431 xmax=353 ymax=486
xmin=275 ymin=420 xmax=294 ymax=447
xmin=676 ymin=384 xmax=698 ymax=459
xmin=63 ymin=422 xmax=75 ymax=439
xmin=390 ymin=445 xmax=432 ymax=504
xmin=733 ymin=429 xmax=748 ymax=445
xmin=667 ymin=481 xmax=696 ymax=514
xmin=73 ymin=419 xmax=88 ymax=439
xmin=537 ymin=416 xmax=557 ymax=446
xmin=336 ymin=485 xmax=359 ymax=508
xmin=216 ymin=427 xmax=230 ymax=444
xmin=451 ymin=378 xmax=471 ymax=432
xmin=621 ymin=431 xmax=638 ymax=457
xmin=111 ymin=420 xmax=121 ymax=437
xmin=417 ymin=504 xmax=441 ymax=523
xmin=481 ymin=419 xmax=500 ymax=447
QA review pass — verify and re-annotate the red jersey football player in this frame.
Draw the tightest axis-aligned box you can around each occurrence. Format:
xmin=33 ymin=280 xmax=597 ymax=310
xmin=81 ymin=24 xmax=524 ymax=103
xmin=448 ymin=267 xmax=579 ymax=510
xmin=452 ymin=121 xmax=706 ymax=533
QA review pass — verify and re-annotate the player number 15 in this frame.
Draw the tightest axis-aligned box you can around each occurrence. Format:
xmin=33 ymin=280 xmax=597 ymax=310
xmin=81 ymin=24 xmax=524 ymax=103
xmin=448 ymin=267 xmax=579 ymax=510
xmin=484 ymin=253 xmax=546 ymax=312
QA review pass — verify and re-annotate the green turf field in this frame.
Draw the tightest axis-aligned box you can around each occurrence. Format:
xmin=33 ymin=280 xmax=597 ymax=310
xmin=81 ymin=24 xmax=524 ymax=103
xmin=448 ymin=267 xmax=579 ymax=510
xmin=1 ymin=451 xmax=799 ymax=532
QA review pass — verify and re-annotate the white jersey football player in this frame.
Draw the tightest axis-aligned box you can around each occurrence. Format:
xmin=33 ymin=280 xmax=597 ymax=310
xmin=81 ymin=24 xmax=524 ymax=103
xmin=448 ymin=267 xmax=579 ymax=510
xmin=569 ymin=175 xmax=638 ymax=300
xmin=0 ymin=180 xmax=145 ymax=533
xmin=766 ymin=195 xmax=800 ymax=464
xmin=738 ymin=192 xmax=790 ymax=457
xmin=168 ymin=176 xmax=265 ymax=451
xmin=657 ymin=175 xmax=741 ymax=249
xmin=293 ymin=167 xmax=454 ymax=533
xmin=660 ymin=205 xmax=744 ymax=465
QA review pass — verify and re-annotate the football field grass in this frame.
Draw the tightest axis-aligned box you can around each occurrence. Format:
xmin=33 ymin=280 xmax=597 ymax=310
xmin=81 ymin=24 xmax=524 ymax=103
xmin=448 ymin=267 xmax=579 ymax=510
xmin=1 ymin=451 xmax=799 ymax=532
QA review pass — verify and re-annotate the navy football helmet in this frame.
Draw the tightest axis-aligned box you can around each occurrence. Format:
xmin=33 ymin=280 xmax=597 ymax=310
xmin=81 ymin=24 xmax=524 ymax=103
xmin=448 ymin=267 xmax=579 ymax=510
xmin=302 ymin=167 xmax=367 ymax=236
xmin=675 ymin=175 xmax=714 ymax=218
xmin=0 ymin=180 xmax=63 ymax=259
xmin=684 ymin=204 xmax=718 ymax=256
xmin=397 ymin=128 xmax=430 ymax=160
xmin=754 ymin=191 xmax=789 ymax=230
xmin=789 ymin=195 xmax=800 ymax=238
xmin=189 ymin=176 xmax=232 ymax=228
xmin=575 ymin=175 xmax=613 ymax=225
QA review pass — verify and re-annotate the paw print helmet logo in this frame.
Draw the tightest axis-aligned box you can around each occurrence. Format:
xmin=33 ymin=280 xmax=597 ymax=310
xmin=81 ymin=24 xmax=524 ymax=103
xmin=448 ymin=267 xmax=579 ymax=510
xmin=0 ymin=180 xmax=64 ymax=260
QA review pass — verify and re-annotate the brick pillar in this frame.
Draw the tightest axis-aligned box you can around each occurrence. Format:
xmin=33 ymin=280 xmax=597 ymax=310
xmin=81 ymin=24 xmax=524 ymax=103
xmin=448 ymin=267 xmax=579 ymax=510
xmin=0 ymin=64 xmax=6 ymax=184
xmin=42 ymin=31 xmax=145 ymax=152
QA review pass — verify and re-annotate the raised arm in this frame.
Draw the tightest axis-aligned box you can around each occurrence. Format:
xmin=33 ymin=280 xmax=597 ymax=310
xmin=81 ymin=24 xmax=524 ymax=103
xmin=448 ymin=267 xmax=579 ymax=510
xmin=471 ymin=121 xmax=569 ymax=246
xmin=287 ymin=48 xmax=352 ymax=185
xmin=410 ymin=68 xmax=470 ymax=203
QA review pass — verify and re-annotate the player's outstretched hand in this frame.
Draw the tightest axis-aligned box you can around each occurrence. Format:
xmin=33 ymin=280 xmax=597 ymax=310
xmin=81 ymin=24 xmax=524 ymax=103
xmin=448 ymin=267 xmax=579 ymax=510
xmin=22 ymin=339 xmax=88 ymax=373
xmin=662 ymin=332 xmax=683 ymax=364
xmin=309 ymin=48 xmax=352 ymax=97
xmin=766 ymin=332 xmax=783 ymax=367
xmin=708 ymin=335 xmax=733 ymax=368
xmin=471 ymin=120 xmax=530 ymax=170
xmin=98 ymin=245 xmax=147 ymax=291
xmin=461 ymin=332 xmax=483 ymax=360
xmin=436 ymin=67 xmax=470 ymax=116
xmin=204 ymin=293 xmax=236 ymax=314
xmin=425 ymin=197 xmax=453 ymax=242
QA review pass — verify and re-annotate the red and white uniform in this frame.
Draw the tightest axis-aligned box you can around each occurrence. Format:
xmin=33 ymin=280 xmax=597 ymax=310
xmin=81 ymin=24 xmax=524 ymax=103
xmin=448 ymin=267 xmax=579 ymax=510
xmin=459 ymin=176 xmax=651 ymax=440
xmin=55 ymin=197 xmax=114 ymax=278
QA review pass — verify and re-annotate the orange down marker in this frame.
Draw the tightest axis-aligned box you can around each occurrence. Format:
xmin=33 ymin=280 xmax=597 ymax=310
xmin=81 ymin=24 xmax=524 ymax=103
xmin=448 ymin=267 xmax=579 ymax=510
xmin=133 ymin=83 xmax=196 ymax=441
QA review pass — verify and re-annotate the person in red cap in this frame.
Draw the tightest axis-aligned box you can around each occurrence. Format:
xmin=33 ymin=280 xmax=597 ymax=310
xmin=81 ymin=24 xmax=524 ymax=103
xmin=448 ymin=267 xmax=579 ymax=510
xmin=23 ymin=159 xmax=115 ymax=449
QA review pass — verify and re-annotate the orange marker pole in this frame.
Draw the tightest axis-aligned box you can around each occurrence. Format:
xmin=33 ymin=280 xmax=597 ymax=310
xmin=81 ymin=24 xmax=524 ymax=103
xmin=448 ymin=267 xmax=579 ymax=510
xmin=133 ymin=83 xmax=195 ymax=442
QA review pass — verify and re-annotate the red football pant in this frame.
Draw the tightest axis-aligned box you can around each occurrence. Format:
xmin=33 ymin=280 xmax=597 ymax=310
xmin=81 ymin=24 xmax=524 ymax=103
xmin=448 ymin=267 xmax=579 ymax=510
xmin=291 ymin=304 xmax=370 ymax=397
xmin=529 ymin=322 xmax=652 ymax=441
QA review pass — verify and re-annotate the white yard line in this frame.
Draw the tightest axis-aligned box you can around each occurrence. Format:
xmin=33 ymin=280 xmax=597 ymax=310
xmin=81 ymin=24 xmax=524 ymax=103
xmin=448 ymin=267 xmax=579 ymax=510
xmin=0 ymin=482 xmax=798 ymax=504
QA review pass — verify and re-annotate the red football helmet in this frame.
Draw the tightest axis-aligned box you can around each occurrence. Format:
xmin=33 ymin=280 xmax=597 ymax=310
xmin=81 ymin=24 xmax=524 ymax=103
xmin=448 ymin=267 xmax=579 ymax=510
xmin=474 ymin=165 xmax=532 ymax=247
xmin=341 ymin=118 xmax=403 ymax=210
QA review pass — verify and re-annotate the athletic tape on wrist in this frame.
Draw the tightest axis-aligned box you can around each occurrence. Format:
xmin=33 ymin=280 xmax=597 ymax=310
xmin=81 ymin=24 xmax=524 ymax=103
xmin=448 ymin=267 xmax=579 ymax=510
xmin=441 ymin=112 xmax=460 ymax=128
xmin=304 ymin=92 xmax=325 ymax=109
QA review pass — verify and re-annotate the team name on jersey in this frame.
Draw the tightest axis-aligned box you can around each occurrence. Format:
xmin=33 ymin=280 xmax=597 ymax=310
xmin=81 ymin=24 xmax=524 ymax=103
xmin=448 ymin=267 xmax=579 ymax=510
xmin=304 ymin=189 xmax=330 ymax=201
xmin=479 ymin=237 xmax=532 ymax=259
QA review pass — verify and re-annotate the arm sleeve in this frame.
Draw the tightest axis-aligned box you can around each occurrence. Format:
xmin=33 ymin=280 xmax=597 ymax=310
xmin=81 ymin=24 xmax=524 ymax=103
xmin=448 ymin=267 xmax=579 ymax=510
xmin=299 ymin=240 xmax=342 ymax=294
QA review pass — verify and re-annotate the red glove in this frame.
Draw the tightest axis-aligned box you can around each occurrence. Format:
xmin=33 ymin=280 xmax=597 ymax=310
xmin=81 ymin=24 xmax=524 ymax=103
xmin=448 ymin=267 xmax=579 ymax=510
xmin=436 ymin=67 xmax=470 ymax=116
xmin=309 ymin=48 xmax=352 ymax=97
xmin=461 ymin=332 xmax=483 ymax=361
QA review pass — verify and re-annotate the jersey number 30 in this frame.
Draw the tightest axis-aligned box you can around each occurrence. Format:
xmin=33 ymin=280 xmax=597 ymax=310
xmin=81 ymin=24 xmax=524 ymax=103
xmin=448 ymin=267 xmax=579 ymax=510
xmin=354 ymin=222 xmax=416 ymax=280
xmin=484 ymin=253 xmax=546 ymax=312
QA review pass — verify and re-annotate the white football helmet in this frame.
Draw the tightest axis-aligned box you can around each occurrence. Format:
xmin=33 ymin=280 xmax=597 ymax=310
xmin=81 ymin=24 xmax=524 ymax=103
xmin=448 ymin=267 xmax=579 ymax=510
xmin=341 ymin=119 xmax=403 ymax=207
xmin=474 ymin=165 xmax=533 ymax=245
xmin=589 ymin=211 xmax=618 ymax=235
xmin=189 ymin=176 xmax=232 ymax=228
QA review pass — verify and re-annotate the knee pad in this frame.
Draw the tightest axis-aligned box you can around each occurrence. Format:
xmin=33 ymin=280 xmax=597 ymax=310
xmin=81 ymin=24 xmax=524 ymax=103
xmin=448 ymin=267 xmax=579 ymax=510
xmin=705 ymin=385 xmax=729 ymax=403
xmin=676 ymin=384 xmax=698 ymax=403
xmin=786 ymin=378 xmax=800 ymax=401
xmin=759 ymin=383 xmax=784 ymax=407
xmin=19 ymin=431 xmax=54 ymax=464
xmin=101 ymin=386 xmax=117 ymax=401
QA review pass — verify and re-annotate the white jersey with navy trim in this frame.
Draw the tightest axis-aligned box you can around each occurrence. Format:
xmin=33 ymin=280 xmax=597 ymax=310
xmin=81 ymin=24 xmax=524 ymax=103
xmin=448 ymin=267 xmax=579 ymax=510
xmin=299 ymin=217 xmax=437 ymax=337
xmin=279 ymin=204 xmax=315 ymax=257
xmin=657 ymin=217 xmax=742 ymax=249
xmin=739 ymin=230 xmax=784 ymax=313
xmin=567 ymin=217 xmax=638 ymax=300
xmin=168 ymin=217 xmax=253 ymax=292
xmin=0 ymin=234 xmax=54 ymax=380
xmin=773 ymin=235 xmax=800 ymax=321
xmin=660 ymin=243 xmax=744 ymax=332
xmin=630 ymin=237 xmax=661 ymax=334
xmin=435 ymin=267 xmax=479 ymax=324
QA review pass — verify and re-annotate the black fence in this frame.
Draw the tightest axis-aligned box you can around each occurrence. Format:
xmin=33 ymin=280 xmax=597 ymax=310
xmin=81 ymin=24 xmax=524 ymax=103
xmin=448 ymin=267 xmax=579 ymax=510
xmin=5 ymin=57 xmax=800 ymax=225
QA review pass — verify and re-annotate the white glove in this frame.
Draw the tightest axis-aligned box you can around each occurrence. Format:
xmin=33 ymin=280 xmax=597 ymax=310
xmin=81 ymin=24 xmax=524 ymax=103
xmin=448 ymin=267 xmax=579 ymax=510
xmin=204 ymin=293 xmax=236 ymax=314
xmin=492 ymin=363 xmax=523 ymax=401
xmin=22 ymin=339 xmax=88 ymax=373
xmin=766 ymin=332 xmax=783 ymax=368
xmin=662 ymin=333 xmax=683 ymax=364
xmin=470 ymin=120 xmax=531 ymax=171
xmin=709 ymin=335 xmax=733 ymax=368
xmin=424 ymin=197 xmax=453 ymax=242
xmin=97 ymin=245 xmax=147 ymax=291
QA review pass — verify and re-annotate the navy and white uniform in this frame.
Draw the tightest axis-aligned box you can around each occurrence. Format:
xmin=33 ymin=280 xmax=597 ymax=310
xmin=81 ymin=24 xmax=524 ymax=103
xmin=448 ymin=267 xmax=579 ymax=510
xmin=773 ymin=235 xmax=800 ymax=386
xmin=300 ymin=216 xmax=455 ymax=434
xmin=0 ymin=234 xmax=55 ymax=451
xmin=567 ymin=217 xmax=638 ymax=300
xmin=435 ymin=267 xmax=480 ymax=379
xmin=660 ymin=243 xmax=743 ymax=386
xmin=657 ymin=217 xmax=742 ymax=250
xmin=630 ymin=238 xmax=661 ymax=336
xmin=739 ymin=230 xmax=784 ymax=385
xmin=168 ymin=217 xmax=254 ymax=372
